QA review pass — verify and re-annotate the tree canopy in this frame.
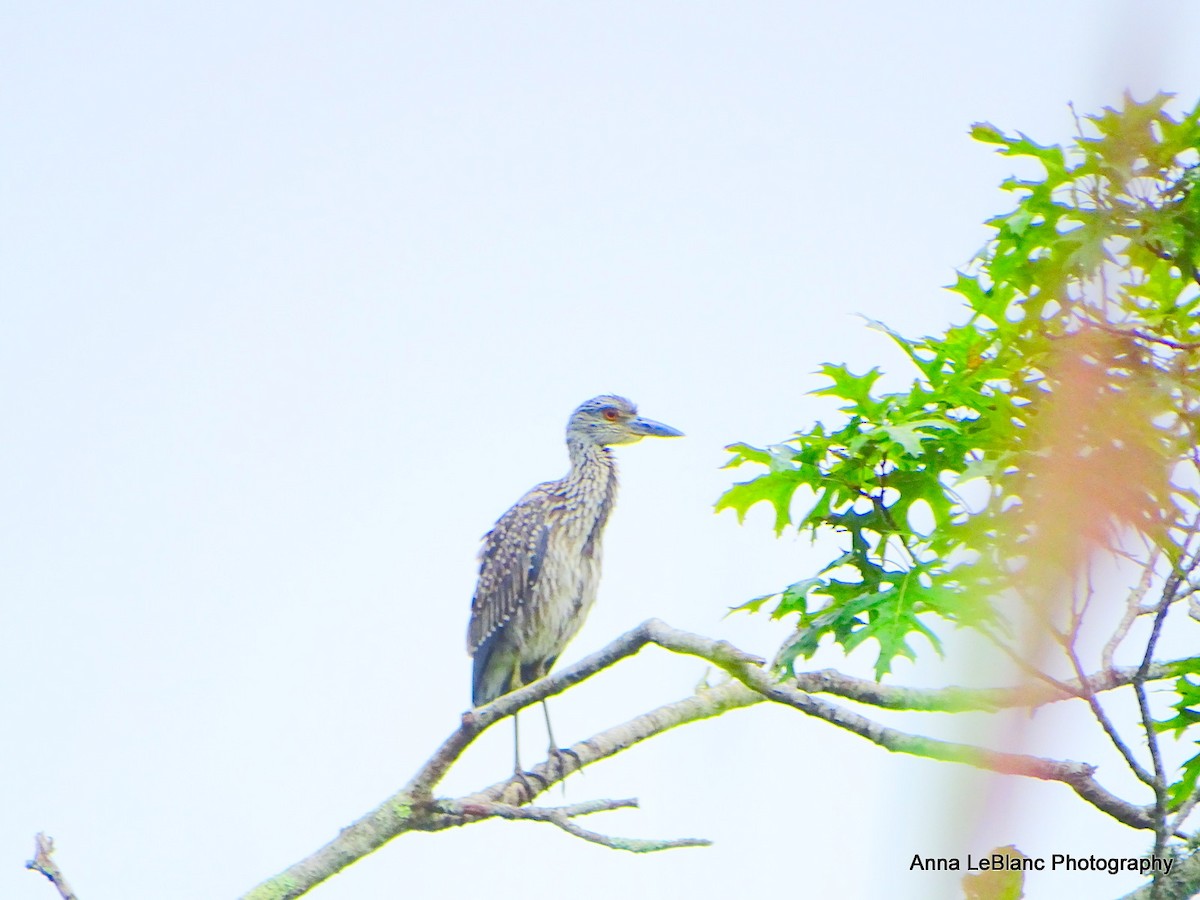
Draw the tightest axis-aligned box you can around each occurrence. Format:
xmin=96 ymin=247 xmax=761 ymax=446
xmin=719 ymin=92 xmax=1200 ymax=898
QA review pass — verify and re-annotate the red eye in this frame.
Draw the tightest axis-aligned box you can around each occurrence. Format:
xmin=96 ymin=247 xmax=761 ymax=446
xmin=603 ymin=407 xmax=620 ymax=421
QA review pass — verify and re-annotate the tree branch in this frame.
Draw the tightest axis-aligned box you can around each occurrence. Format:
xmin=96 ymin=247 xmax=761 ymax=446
xmin=1090 ymin=318 xmax=1200 ymax=351
xmin=233 ymin=618 xmax=1169 ymax=898
xmin=25 ymin=834 xmax=78 ymax=900
xmin=443 ymin=798 xmax=711 ymax=852
xmin=1064 ymin=637 xmax=1155 ymax=787
xmin=241 ymin=672 xmax=760 ymax=899
xmin=632 ymin=622 xmax=1155 ymax=831
xmin=1136 ymin=568 xmax=1186 ymax=876
xmin=790 ymin=661 xmax=1183 ymax=713
xmin=1170 ymin=784 xmax=1200 ymax=833
xmin=1102 ymin=552 xmax=1160 ymax=671
xmin=1119 ymin=848 xmax=1200 ymax=900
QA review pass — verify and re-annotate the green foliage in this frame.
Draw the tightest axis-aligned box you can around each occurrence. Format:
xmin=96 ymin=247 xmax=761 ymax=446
xmin=1156 ymin=667 xmax=1200 ymax=809
xmin=719 ymin=93 xmax=1200 ymax=683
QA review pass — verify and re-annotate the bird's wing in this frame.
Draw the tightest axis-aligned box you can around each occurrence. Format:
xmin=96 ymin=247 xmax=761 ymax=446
xmin=467 ymin=483 xmax=557 ymax=654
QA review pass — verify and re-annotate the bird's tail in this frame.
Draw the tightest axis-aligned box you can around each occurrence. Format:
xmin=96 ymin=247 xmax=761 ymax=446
xmin=471 ymin=630 xmax=514 ymax=708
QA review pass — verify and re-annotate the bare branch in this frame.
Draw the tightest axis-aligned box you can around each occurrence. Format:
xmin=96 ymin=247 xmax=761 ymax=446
xmin=1137 ymin=580 xmax=1181 ymax=872
xmin=241 ymin=619 xmax=1173 ymax=898
xmin=538 ymin=814 xmax=709 ymax=853
xmin=1064 ymin=637 xmax=1154 ymax=787
xmin=455 ymin=797 xmax=639 ymax=817
xmin=405 ymin=621 xmax=763 ymax=801
xmin=792 ymin=661 xmax=1184 ymax=713
xmin=1103 ymin=554 xmax=1161 ymax=672
xmin=1170 ymin=784 xmax=1200 ymax=834
xmin=975 ymin=621 xmax=1079 ymax=697
xmin=1089 ymin=319 xmax=1200 ymax=351
xmin=25 ymin=834 xmax=78 ymax=900
xmin=520 ymin=620 xmax=1158 ymax=831
xmin=1136 ymin=674 xmax=1171 ymax=871
xmin=472 ymin=681 xmax=762 ymax=806
xmin=685 ymin=643 xmax=1156 ymax=831
xmin=242 ymin=674 xmax=760 ymax=900
xmin=444 ymin=799 xmax=710 ymax=852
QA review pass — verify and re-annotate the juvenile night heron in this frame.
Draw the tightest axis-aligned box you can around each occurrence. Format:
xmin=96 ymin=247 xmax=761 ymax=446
xmin=467 ymin=395 xmax=682 ymax=777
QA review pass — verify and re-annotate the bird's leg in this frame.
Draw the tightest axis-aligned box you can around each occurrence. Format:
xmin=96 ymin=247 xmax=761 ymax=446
xmin=510 ymin=713 xmax=533 ymax=802
xmin=509 ymin=712 xmax=546 ymax=803
xmin=541 ymin=699 xmax=583 ymax=785
xmin=512 ymin=709 xmax=522 ymax=775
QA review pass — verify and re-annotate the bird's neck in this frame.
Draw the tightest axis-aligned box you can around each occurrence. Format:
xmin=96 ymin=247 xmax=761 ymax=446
xmin=565 ymin=439 xmax=618 ymax=557
xmin=564 ymin=439 xmax=619 ymax=504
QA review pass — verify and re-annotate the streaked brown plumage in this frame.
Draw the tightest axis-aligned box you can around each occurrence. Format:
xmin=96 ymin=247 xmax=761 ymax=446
xmin=467 ymin=395 xmax=682 ymax=771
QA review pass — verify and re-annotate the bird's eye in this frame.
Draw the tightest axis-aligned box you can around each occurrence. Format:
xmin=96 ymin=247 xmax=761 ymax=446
xmin=602 ymin=407 xmax=620 ymax=421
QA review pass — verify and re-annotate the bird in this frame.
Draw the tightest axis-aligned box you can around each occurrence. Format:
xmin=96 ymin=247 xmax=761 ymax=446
xmin=467 ymin=395 xmax=682 ymax=782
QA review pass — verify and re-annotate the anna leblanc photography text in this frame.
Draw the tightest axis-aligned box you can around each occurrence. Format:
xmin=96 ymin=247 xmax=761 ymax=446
xmin=909 ymin=853 xmax=1175 ymax=876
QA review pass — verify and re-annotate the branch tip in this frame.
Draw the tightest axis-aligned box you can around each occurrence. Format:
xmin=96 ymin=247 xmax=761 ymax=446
xmin=26 ymin=833 xmax=78 ymax=900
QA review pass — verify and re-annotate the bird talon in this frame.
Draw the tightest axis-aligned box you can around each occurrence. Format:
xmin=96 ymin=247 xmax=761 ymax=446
xmin=511 ymin=768 xmax=548 ymax=803
xmin=548 ymin=745 xmax=583 ymax=780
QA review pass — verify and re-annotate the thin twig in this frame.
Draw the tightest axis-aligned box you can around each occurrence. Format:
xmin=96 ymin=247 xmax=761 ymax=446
xmin=1103 ymin=553 xmax=1161 ymax=672
xmin=1136 ymin=674 xmax=1170 ymax=871
xmin=1065 ymin=637 xmax=1154 ymax=786
xmin=976 ymin=622 xmax=1079 ymax=696
xmin=1130 ymin=514 xmax=1200 ymax=895
xmin=1069 ymin=567 xmax=1096 ymax=637
xmin=1136 ymin=242 xmax=1200 ymax=293
xmin=25 ymin=834 xmax=78 ymax=900
xmin=1138 ymin=577 xmax=1184 ymax=887
xmin=1088 ymin=319 xmax=1200 ymax=352
xmin=1054 ymin=570 xmax=1154 ymax=786
xmin=445 ymin=799 xmax=710 ymax=852
xmin=542 ymin=813 xmax=709 ymax=852
xmin=1169 ymin=784 xmax=1200 ymax=833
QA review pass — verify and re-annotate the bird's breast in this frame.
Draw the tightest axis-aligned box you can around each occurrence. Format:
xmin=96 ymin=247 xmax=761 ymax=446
xmin=516 ymin=523 xmax=603 ymax=660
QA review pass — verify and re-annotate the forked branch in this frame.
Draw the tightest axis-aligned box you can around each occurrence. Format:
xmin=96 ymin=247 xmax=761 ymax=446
xmin=236 ymin=619 xmax=1184 ymax=899
xmin=29 ymin=620 xmax=1190 ymax=900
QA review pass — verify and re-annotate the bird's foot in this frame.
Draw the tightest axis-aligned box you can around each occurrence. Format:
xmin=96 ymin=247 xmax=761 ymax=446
xmin=548 ymin=745 xmax=584 ymax=784
xmin=510 ymin=768 xmax=548 ymax=803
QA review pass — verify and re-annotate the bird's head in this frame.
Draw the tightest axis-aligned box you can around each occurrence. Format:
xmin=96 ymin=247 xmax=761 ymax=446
xmin=567 ymin=395 xmax=683 ymax=447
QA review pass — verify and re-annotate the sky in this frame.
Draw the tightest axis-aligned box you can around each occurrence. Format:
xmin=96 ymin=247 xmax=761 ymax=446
xmin=4 ymin=3 xmax=1200 ymax=899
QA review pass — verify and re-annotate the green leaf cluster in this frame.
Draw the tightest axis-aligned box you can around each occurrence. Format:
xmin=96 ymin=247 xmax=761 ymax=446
xmin=719 ymin=94 xmax=1200 ymax=682
xmin=1156 ymin=659 xmax=1200 ymax=809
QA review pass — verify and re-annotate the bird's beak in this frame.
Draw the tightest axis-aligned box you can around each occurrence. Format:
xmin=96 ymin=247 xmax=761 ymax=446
xmin=628 ymin=416 xmax=684 ymax=438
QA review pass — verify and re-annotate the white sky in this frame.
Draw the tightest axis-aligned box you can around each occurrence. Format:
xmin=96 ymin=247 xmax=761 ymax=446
xmin=5 ymin=3 xmax=1200 ymax=899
